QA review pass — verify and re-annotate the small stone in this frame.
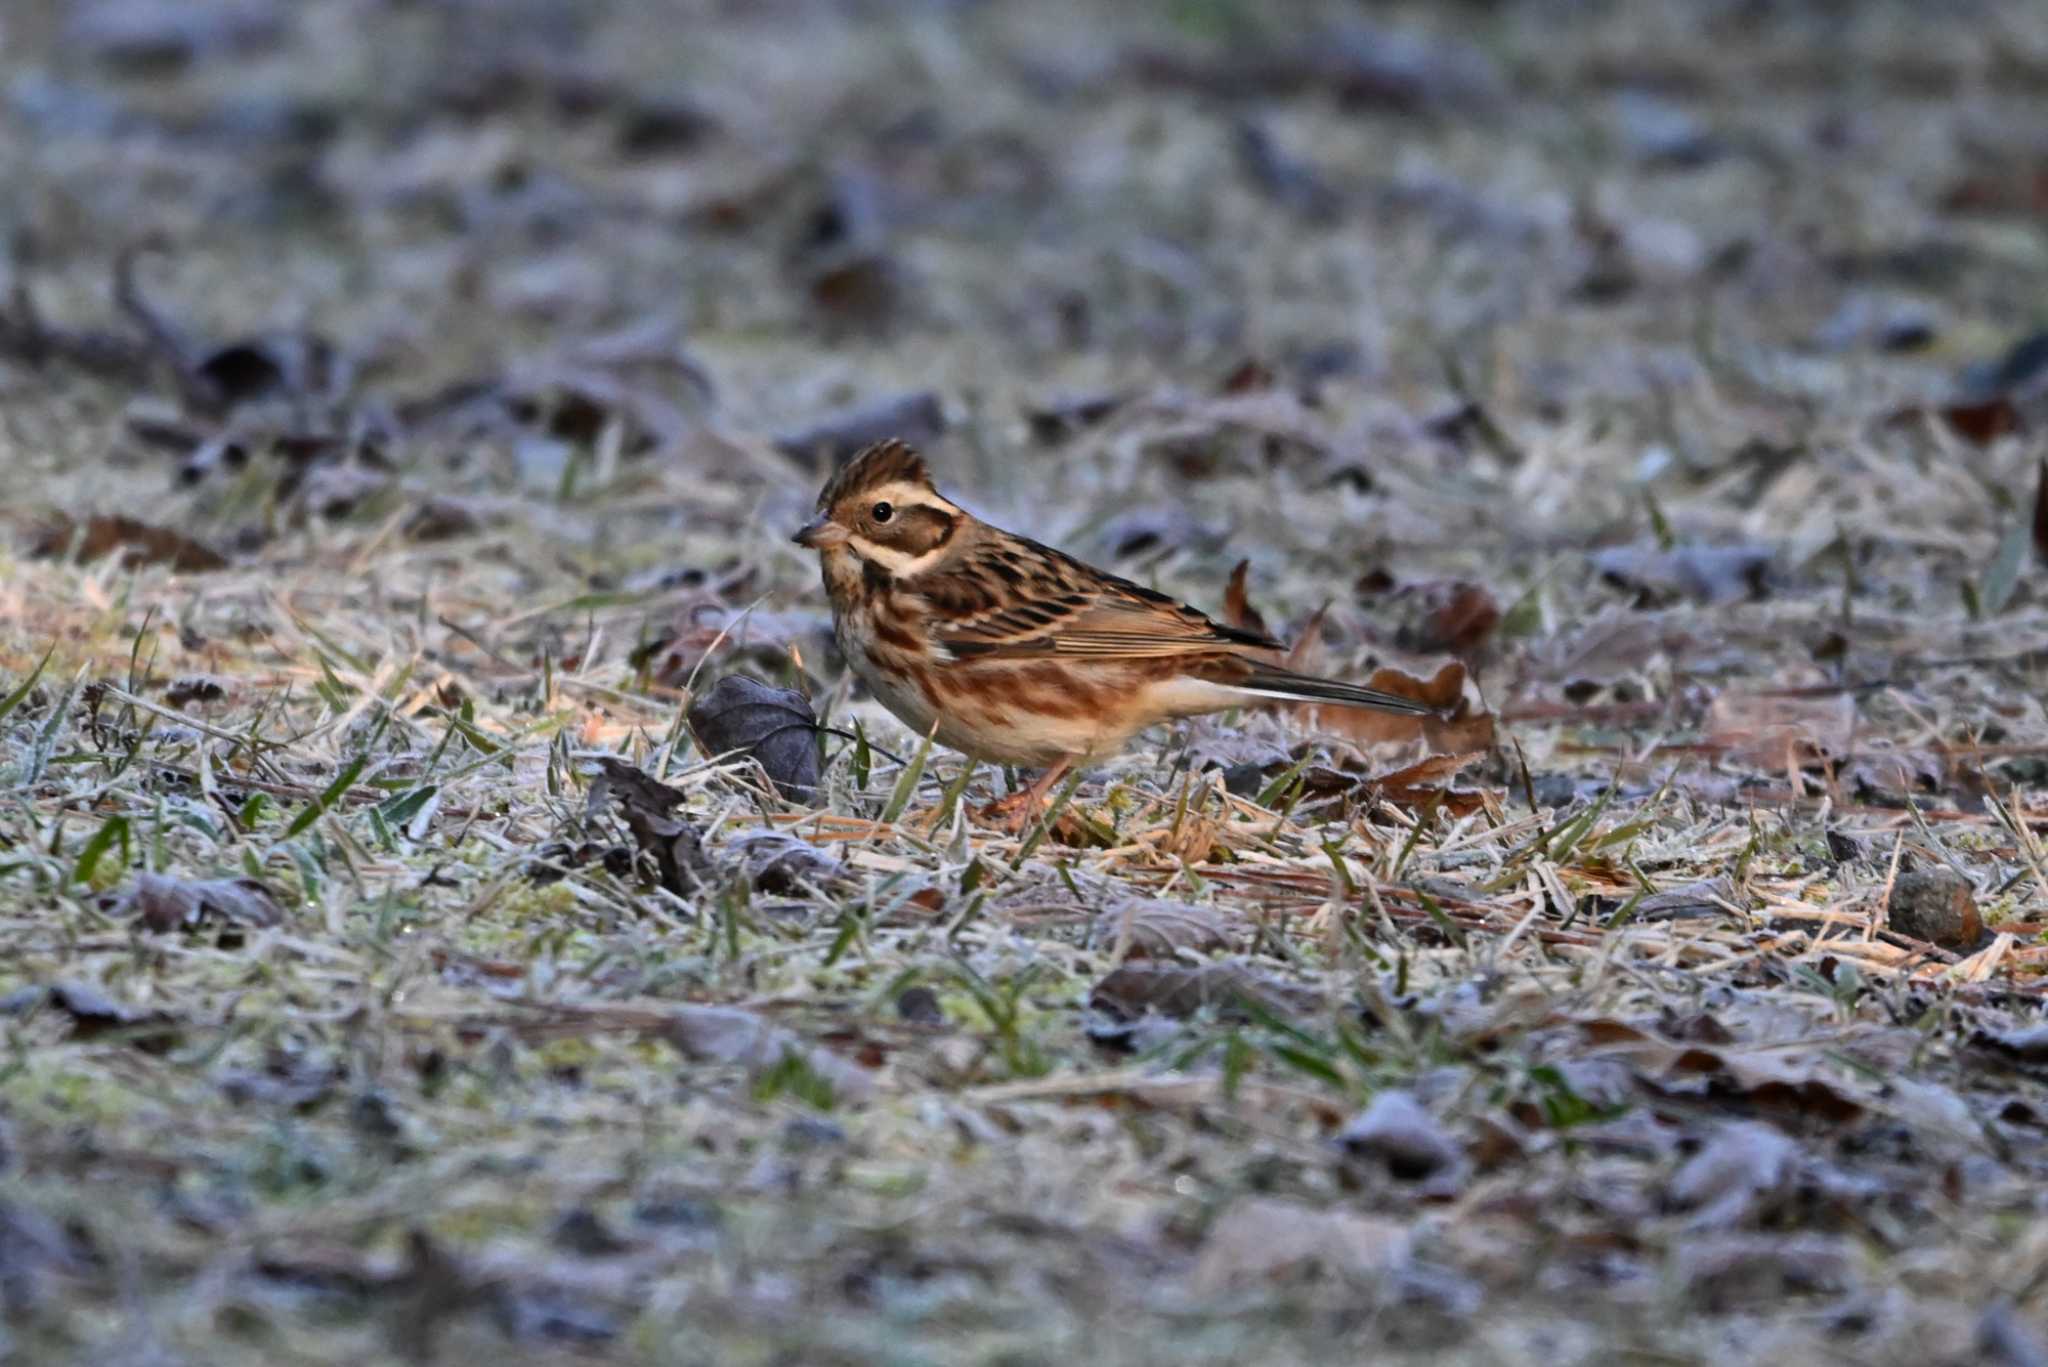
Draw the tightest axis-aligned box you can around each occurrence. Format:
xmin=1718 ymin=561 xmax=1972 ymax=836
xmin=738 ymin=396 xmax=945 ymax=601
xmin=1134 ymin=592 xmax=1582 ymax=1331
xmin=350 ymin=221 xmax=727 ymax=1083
xmin=895 ymin=986 xmax=945 ymax=1025
xmin=1220 ymin=763 xmax=1268 ymax=798
xmin=1886 ymin=868 xmax=1982 ymax=950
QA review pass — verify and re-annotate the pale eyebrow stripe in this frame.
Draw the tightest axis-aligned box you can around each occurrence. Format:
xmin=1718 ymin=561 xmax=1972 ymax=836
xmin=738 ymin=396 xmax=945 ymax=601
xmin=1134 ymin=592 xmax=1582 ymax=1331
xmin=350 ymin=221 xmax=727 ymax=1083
xmin=860 ymin=484 xmax=957 ymax=514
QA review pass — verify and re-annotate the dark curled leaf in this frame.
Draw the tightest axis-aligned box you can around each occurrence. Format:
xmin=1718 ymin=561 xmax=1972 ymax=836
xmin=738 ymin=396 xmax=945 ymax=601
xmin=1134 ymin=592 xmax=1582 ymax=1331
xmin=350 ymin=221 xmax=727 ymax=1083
xmin=404 ymin=496 xmax=487 ymax=542
xmin=110 ymin=871 xmax=285 ymax=932
xmin=685 ymin=675 xmax=821 ymax=802
xmin=0 ymin=981 xmax=181 ymax=1051
xmin=587 ymin=758 xmax=712 ymax=896
xmin=68 ymin=0 xmax=286 ymax=73
xmin=586 ymin=756 xmax=689 ymax=818
xmin=724 ymin=828 xmax=844 ymax=894
xmin=1336 ymin=1090 xmax=1467 ymax=1195
xmin=552 ymin=1206 xmax=634 ymax=1257
xmin=1970 ymin=1024 xmax=2048 ymax=1065
xmin=1089 ymin=961 xmax=1318 ymax=1023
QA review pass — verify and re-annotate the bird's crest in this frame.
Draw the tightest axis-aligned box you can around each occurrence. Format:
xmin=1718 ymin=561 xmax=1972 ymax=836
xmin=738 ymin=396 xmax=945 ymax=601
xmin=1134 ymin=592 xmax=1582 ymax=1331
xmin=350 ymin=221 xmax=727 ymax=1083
xmin=817 ymin=439 xmax=933 ymax=508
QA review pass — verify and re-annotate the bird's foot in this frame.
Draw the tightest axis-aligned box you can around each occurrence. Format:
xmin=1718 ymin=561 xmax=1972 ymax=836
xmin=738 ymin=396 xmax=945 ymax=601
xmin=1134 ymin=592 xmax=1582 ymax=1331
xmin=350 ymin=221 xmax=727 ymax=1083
xmin=973 ymin=761 xmax=1075 ymax=835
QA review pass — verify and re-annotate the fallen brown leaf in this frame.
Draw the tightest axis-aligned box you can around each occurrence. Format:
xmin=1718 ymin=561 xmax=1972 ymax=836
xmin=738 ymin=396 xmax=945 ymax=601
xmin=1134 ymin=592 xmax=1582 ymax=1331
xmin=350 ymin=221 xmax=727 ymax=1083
xmin=1940 ymin=161 xmax=2048 ymax=219
xmin=1378 ymin=580 xmax=1502 ymax=658
xmin=29 ymin=512 xmax=228 ymax=572
xmin=1320 ymin=661 xmax=1495 ymax=754
xmin=807 ymin=253 xmax=908 ymax=335
xmin=1089 ymin=898 xmax=1232 ymax=959
xmin=1886 ymin=396 xmax=2025 ymax=447
xmin=1369 ymin=750 xmax=1491 ymax=816
xmin=111 ymin=871 xmax=285 ymax=933
xmin=1581 ymin=1027 xmax=1866 ymax=1124
xmin=1222 ymin=567 xmax=1496 ymax=754
xmin=1943 ymin=397 xmax=2024 ymax=446
xmin=1220 ymin=560 xmax=1270 ymax=639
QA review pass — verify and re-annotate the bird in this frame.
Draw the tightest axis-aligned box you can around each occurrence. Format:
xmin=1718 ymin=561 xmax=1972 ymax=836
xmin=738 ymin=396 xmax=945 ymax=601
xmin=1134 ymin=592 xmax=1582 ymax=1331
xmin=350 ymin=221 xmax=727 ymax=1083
xmin=791 ymin=439 xmax=1434 ymax=829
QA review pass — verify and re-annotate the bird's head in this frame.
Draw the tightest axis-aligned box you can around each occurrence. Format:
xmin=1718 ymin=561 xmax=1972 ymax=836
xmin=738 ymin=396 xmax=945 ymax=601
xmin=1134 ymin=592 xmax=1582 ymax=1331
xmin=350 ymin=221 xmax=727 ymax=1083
xmin=792 ymin=439 xmax=963 ymax=578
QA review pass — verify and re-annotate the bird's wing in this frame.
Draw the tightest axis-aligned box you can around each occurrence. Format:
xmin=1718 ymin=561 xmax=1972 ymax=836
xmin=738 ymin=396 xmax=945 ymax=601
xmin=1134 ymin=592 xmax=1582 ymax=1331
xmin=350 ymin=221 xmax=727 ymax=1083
xmin=923 ymin=538 xmax=1278 ymax=661
xmin=916 ymin=537 xmax=1434 ymax=716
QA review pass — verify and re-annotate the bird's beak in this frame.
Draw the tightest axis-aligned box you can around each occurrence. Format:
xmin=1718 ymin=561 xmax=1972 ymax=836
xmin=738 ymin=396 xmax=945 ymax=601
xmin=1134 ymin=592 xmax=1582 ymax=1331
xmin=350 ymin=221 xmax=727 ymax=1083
xmin=792 ymin=515 xmax=848 ymax=549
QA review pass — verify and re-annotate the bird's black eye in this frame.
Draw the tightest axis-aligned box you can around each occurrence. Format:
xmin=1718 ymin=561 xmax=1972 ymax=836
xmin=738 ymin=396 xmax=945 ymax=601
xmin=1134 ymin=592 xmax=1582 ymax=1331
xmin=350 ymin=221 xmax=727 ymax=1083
xmin=871 ymin=501 xmax=893 ymax=523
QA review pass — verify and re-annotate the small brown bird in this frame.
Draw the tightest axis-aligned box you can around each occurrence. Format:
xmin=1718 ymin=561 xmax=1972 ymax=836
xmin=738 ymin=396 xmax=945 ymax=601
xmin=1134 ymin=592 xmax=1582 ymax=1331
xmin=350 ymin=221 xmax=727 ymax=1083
xmin=793 ymin=440 xmax=1431 ymax=828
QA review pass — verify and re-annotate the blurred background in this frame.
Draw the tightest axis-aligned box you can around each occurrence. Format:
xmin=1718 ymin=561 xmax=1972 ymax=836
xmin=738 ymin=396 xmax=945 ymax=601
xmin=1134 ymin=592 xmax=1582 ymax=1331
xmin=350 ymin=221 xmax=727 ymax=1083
xmin=3 ymin=0 xmax=2043 ymax=662
xmin=7 ymin=6 xmax=2048 ymax=1364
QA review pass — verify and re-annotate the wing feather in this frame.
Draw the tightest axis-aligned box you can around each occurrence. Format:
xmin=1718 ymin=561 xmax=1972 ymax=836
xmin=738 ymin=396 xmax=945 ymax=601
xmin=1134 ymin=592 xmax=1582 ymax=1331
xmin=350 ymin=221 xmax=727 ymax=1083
xmin=910 ymin=533 xmax=1433 ymax=717
xmin=926 ymin=538 xmax=1276 ymax=661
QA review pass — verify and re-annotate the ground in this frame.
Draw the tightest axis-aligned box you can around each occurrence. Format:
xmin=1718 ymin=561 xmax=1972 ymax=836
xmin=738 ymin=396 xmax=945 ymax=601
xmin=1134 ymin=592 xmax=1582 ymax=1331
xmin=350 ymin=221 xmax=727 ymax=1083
xmin=4 ymin=0 xmax=2048 ymax=1363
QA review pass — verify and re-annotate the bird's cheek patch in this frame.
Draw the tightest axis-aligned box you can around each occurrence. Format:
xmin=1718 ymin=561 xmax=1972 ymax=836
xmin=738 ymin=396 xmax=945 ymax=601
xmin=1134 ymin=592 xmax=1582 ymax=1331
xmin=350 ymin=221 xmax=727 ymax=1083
xmin=877 ymin=506 xmax=956 ymax=555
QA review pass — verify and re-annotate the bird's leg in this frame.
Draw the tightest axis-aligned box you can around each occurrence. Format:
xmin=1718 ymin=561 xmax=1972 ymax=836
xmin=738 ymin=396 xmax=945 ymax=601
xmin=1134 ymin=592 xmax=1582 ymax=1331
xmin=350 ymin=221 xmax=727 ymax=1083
xmin=977 ymin=759 xmax=1075 ymax=834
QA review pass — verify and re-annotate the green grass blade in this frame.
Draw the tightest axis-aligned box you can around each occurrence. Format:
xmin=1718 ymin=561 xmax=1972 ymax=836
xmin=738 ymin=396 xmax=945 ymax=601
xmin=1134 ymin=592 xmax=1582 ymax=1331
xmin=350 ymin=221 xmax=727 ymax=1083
xmin=880 ymin=725 xmax=936 ymax=824
xmin=286 ymin=752 xmax=371 ymax=837
xmin=0 ymin=646 xmax=56 ymax=727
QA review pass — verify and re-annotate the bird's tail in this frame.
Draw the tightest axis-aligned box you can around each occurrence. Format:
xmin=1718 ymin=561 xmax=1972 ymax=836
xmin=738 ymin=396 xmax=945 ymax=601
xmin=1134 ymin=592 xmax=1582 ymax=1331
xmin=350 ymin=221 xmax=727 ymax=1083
xmin=1230 ymin=663 xmax=1436 ymax=715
